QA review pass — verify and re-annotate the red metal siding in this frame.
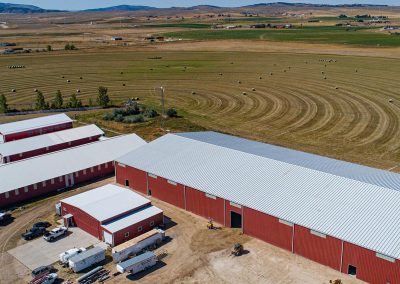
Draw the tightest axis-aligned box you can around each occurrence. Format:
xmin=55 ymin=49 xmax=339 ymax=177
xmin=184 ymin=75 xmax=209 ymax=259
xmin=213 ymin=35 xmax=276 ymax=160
xmin=148 ymin=176 xmax=185 ymax=209
xmin=243 ymin=207 xmax=293 ymax=252
xmin=185 ymin=187 xmax=225 ymax=225
xmin=3 ymin=122 xmax=73 ymax=142
xmin=108 ymin=212 xmax=164 ymax=246
xmin=294 ymin=225 xmax=342 ymax=270
xmin=342 ymin=242 xmax=400 ymax=284
xmin=115 ymin=164 xmax=147 ymax=194
xmin=225 ymin=200 xmax=242 ymax=228
xmin=7 ymin=135 xmax=101 ymax=163
xmin=61 ymin=202 xmax=102 ymax=239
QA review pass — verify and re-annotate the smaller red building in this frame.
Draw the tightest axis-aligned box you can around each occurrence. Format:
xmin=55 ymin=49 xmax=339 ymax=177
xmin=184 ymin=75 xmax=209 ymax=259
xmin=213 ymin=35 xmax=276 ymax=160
xmin=60 ymin=184 xmax=163 ymax=246
xmin=0 ymin=124 xmax=104 ymax=164
xmin=0 ymin=113 xmax=73 ymax=143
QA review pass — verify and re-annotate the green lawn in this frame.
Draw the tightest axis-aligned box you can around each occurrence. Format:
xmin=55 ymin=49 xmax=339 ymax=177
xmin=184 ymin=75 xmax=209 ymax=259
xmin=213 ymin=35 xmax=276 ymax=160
xmin=164 ymin=26 xmax=400 ymax=47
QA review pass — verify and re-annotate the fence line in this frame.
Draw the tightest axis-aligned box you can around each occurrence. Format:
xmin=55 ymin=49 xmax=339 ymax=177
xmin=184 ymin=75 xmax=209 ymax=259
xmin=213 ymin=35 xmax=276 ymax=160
xmin=0 ymin=106 xmax=102 ymax=117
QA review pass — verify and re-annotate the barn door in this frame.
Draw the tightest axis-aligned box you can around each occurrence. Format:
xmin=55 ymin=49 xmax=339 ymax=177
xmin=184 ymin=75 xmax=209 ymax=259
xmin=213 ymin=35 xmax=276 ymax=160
xmin=103 ymin=231 xmax=113 ymax=246
xmin=65 ymin=173 xmax=75 ymax=188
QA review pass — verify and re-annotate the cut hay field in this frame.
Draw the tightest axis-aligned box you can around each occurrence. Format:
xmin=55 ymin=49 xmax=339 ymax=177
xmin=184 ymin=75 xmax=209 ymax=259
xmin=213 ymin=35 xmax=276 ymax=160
xmin=1 ymin=50 xmax=400 ymax=170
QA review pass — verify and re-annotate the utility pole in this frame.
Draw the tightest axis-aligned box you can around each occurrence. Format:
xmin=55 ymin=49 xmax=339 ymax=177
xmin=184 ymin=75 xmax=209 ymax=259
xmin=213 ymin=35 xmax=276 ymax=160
xmin=160 ymin=86 xmax=165 ymax=129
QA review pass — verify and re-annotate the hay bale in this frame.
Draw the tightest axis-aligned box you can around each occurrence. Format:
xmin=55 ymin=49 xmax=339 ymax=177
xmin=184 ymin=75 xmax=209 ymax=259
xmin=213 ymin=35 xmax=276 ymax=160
xmin=219 ymin=73 xmax=223 ymax=76
xmin=270 ymin=72 xmax=273 ymax=75
xmin=135 ymin=97 xmax=140 ymax=101
xmin=238 ymin=81 xmax=241 ymax=84
xmin=252 ymin=88 xmax=256 ymax=91
xmin=11 ymin=89 xmax=16 ymax=93
xmin=61 ymin=76 xmax=64 ymax=78
xmin=259 ymin=76 xmax=262 ymax=79
xmin=389 ymin=98 xmax=394 ymax=103
xmin=191 ymin=91 xmax=196 ymax=95
xmin=67 ymin=80 xmax=71 ymax=83
xmin=120 ymin=72 xmax=124 ymax=74
xmin=80 ymin=77 xmax=83 ymax=80
xmin=123 ymin=83 xmax=126 ymax=86
xmin=34 ymin=88 xmax=38 ymax=92
xmin=242 ymin=92 xmax=247 ymax=96
xmin=76 ymin=89 xmax=81 ymax=93
xmin=335 ymin=87 xmax=339 ymax=90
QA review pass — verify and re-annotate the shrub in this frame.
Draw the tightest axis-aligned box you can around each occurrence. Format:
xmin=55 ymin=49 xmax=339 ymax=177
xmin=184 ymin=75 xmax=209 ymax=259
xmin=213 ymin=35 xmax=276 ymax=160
xmin=143 ymin=108 xmax=158 ymax=118
xmin=114 ymin=114 xmax=124 ymax=122
xmin=166 ymin=108 xmax=178 ymax=117
xmin=124 ymin=115 xmax=144 ymax=123
xmin=103 ymin=113 xmax=115 ymax=121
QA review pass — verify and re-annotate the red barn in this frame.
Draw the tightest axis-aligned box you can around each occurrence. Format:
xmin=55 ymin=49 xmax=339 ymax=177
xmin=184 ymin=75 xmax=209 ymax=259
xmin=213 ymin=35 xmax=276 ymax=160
xmin=0 ymin=133 xmax=146 ymax=209
xmin=60 ymin=184 xmax=163 ymax=246
xmin=0 ymin=113 xmax=73 ymax=143
xmin=0 ymin=124 xmax=104 ymax=164
xmin=115 ymin=131 xmax=400 ymax=284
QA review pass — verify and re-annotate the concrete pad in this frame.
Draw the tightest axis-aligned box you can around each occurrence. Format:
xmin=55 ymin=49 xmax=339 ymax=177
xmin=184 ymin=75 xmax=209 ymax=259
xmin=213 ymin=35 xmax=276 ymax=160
xmin=8 ymin=227 xmax=102 ymax=270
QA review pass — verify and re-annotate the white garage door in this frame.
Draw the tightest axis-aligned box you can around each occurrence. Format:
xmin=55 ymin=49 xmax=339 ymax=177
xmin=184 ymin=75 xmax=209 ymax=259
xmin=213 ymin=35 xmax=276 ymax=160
xmin=103 ymin=231 xmax=113 ymax=246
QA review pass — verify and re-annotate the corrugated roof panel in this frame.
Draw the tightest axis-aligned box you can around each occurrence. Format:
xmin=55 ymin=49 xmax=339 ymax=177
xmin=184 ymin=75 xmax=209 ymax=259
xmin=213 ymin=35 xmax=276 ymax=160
xmin=0 ymin=114 xmax=73 ymax=135
xmin=61 ymin=184 xmax=151 ymax=222
xmin=0 ymin=125 xmax=104 ymax=156
xmin=117 ymin=132 xmax=400 ymax=259
xmin=0 ymin=133 xmax=146 ymax=194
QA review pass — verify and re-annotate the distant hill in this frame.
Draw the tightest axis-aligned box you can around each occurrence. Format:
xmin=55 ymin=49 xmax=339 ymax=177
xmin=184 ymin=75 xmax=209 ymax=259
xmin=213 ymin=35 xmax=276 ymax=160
xmin=0 ymin=2 xmax=61 ymax=13
xmin=243 ymin=2 xmax=388 ymax=8
xmin=82 ymin=5 xmax=156 ymax=12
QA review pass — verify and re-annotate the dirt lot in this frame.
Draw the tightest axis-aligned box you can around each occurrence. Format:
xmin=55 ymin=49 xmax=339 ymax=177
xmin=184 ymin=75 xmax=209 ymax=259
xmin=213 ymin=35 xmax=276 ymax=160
xmin=0 ymin=178 xmax=364 ymax=284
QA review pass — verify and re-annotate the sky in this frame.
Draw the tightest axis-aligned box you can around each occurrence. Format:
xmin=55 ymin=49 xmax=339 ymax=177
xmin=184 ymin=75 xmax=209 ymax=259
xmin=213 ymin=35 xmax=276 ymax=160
xmin=2 ymin=0 xmax=399 ymax=10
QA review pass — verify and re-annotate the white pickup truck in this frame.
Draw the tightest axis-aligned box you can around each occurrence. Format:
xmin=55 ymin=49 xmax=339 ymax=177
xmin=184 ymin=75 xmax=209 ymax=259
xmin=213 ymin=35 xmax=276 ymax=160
xmin=43 ymin=226 xmax=68 ymax=242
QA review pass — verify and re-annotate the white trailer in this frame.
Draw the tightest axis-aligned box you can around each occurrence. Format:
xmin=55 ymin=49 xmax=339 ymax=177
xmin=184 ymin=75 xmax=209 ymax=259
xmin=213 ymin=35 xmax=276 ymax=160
xmin=68 ymin=247 xmax=105 ymax=273
xmin=112 ymin=229 xmax=164 ymax=263
xmin=59 ymin=247 xmax=86 ymax=264
xmin=116 ymin=251 xmax=157 ymax=274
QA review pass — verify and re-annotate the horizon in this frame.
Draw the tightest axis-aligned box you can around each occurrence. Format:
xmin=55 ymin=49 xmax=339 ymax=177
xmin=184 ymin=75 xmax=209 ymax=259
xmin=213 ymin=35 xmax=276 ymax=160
xmin=1 ymin=0 xmax=399 ymax=10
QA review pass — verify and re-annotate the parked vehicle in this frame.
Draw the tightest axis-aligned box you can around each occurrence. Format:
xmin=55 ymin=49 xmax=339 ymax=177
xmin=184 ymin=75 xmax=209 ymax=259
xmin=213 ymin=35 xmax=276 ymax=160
xmin=43 ymin=226 xmax=68 ymax=242
xmin=0 ymin=212 xmax=11 ymax=224
xmin=116 ymin=251 xmax=157 ymax=274
xmin=59 ymin=247 xmax=86 ymax=264
xmin=31 ymin=265 xmax=53 ymax=278
xmin=22 ymin=227 xmax=47 ymax=240
xmin=69 ymin=247 xmax=105 ymax=273
xmin=32 ymin=221 xmax=51 ymax=228
xmin=112 ymin=229 xmax=165 ymax=263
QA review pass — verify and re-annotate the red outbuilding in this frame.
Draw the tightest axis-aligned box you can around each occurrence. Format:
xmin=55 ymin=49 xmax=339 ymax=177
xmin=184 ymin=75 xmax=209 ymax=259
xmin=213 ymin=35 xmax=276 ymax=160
xmin=0 ymin=134 xmax=146 ymax=209
xmin=60 ymin=184 xmax=163 ymax=246
xmin=0 ymin=124 xmax=104 ymax=164
xmin=0 ymin=113 xmax=73 ymax=143
xmin=115 ymin=131 xmax=400 ymax=284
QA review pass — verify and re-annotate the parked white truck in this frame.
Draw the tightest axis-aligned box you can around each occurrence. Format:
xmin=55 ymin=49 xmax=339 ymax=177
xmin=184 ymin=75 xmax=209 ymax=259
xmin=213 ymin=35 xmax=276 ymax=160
xmin=43 ymin=226 xmax=68 ymax=242
xmin=59 ymin=247 xmax=86 ymax=265
xmin=68 ymin=247 xmax=105 ymax=273
xmin=116 ymin=251 xmax=157 ymax=274
xmin=112 ymin=229 xmax=165 ymax=263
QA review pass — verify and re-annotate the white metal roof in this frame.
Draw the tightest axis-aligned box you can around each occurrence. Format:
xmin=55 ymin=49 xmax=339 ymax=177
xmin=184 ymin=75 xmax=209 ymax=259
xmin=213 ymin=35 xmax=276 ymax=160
xmin=0 ymin=133 xmax=146 ymax=194
xmin=0 ymin=114 xmax=73 ymax=135
xmin=102 ymin=205 xmax=163 ymax=233
xmin=117 ymin=132 xmax=400 ymax=260
xmin=0 ymin=125 xmax=104 ymax=157
xmin=61 ymin=184 xmax=151 ymax=222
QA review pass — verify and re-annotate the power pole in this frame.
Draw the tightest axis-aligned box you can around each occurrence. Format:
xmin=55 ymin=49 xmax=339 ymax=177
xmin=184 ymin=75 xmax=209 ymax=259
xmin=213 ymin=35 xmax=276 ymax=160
xmin=160 ymin=86 xmax=165 ymax=129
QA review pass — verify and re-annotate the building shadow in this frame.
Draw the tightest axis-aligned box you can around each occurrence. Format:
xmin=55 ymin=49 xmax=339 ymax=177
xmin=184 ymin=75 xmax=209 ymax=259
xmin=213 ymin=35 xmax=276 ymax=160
xmin=125 ymin=261 xmax=166 ymax=281
xmin=161 ymin=216 xmax=177 ymax=230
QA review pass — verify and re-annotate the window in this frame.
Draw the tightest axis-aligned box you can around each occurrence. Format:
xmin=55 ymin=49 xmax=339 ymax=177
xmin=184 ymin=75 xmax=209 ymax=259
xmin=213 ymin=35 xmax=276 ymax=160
xmin=279 ymin=219 xmax=294 ymax=227
xmin=24 ymin=186 xmax=28 ymax=193
xmin=138 ymin=226 xmax=143 ymax=232
xmin=205 ymin=193 xmax=216 ymax=200
xmin=97 ymin=165 xmax=101 ymax=170
xmin=124 ymin=232 xmax=129 ymax=238
xmin=310 ymin=230 xmax=326 ymax=239
xmin=68 ymin=142 xmax=71 ymax=146
xmin=105 ymin=163 xmax=108 ymax=169
xmin=15 ymin=188 xmax=19 ymax=195
xmin=148 ymin=173 xmax=157 ymax=179
xmin=46 ymin=146 xmax=49 ymax=151
xmin=19 ymin=153 xmax=23 ymax=157
xmin=5 ymin=192 xmax=9 ymax=199
xmin=150 ymin=221 xmax=155 ymax=227
xmin=33 ymin=184 xmax=37 ymax=190
xmin=125 ymin=180 xmax=130 ymax=187
xmin=42 ymin=181 xmax=46 ymax=187
xmin=348 ymin=265 xmax=357 ymax=276
xmin=167 ymin=180 xmax=177 ymax=186
xmin=51 ymin=179 xmax=55 ymax=185
xmin=376 ymin=253 xmax=395 ymax=263
xmin=90 ymin=167 xmax=94 ymax=173
xmin=229 ymin=202 xmax=241 ymax=209
xmin=75 ymin=172 xmax=79 ymax=178
xmin=59 ymin=176 xmax=63 ymax=182
xmin=83 ymin=169 xmax=87 ymax=175
xmin=89 ymin=136 xmax=92 ymax=141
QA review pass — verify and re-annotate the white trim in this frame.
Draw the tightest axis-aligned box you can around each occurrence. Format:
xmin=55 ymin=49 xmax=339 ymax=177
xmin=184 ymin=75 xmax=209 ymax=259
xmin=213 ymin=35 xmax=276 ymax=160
xmin=376 ymin=252 xmax=396 ymax=263
xmin=279 ymin=219 xmax=294 ymax=227
xmin=138 ymin=226 xmax=143 ymax=232
xmin=33 ymin=184 xmax=37 ymax=190
xmin=15 ymin=188 xmax=19 ymax=195
xmin=148 ymin=173 xmax=157 ymax=179
xmin=167 ymin=180 xmax=177 ymax=185
xmin=310 ymin=230 xmax=326 ymax=239
xmin=229 ymin=201 xmax=241 ymax=209
xmin=98 ymin=165 xmax=101 ymax=170
xmin=118 ymin=163 xmax=126 ymax=168
xmin=42 ymin=181 xmax=46 ymax=187
xmin=24 ymin=186 xmax=28 ymax=193
xmin=5 ymin=191 xmax=9 ymax=198
xmin=51 ymin=178 xmax=55 ymax=185
xmin=205 ymin=193 xmax=217 ymax=200
xmin=150 ymin=221 xmax=155 ymax=226
xmin=124 ymin=232 xmax=130 ymax=238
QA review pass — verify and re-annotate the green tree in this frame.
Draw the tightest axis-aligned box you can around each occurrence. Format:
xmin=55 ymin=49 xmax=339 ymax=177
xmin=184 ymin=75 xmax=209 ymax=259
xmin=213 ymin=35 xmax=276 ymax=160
xmin=64 ymin=43 xmax=70 ymax=50
xmin=70 ymin=44 xmax=76 ymax=50
xmin=68 ymin=93 xmax=82 ymax=108
xmin=46 ymin=45 xmax=52 ymax=51
xmin=166 ymin=108 xmax=178 ymax=117
xmin=97 ymin=86 xmax=110 ymax=108
xmin=52 ymin=90 xmax=63 ymax=109
xmin=0 ymin=94 xmax=8 ymax=113
xmin=88 ymin=98 xmax=94 ymax=107
xmin=35 ymin=91 xmax=47 ymax=110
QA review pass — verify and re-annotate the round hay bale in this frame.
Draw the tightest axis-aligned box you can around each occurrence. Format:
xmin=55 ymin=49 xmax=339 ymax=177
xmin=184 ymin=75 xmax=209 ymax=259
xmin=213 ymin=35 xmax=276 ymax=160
xmin=335 ymin=87 xmax=339 ymax=90
xmin=242 ymin=92 xmax=247 ymax=96
xmin=355 ymin=69 xmax=358 ymax=73
xmin=67 ymin=80 xmax=71 ymax=83
xmin=321 ymin=71 xmax=324 ymax=74
xmin=191 ymin=91 xmax=196 ymax=95
xmin=34 ymin=88 xmax=38 ymax=92
xmin=80 ymin=77 xmax=83 ymax=80
xmin=135 ymin=97 xmax=140 ymax=101
xmin=259 ymin=76 xmax=262 ymax=79
xmin=252 ymin=88 xmax=256 ymax=91
xmin=324 ymin=77 xmax=327 ymax=80
xmin=238 ymin=81 xmax=241 ymax=84
xmin=120 ymin=72 xmax=124 ymax=74
xmin=270 ymin=72 xmax=273 ymax=75
xmin=389 ymin=99 xmax=394 ymax=103
xmin=76 ymin=89 xmax=81 ymax=93
xmin=219 ymin=73 xmax=223 ymax=76
xmin=61 ymin=76 xmax=64 ymax=78
xmin=230 ymin=62 xmax=234 ymax=64
xmin=123 ymin=83 xmax=126 ymax=86
xmin=11 ymin=89 xmax=16 ymax=93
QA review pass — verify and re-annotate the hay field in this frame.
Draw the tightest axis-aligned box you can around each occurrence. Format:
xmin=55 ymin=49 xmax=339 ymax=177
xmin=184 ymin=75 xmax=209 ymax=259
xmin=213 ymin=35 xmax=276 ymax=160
xmin=1 ymin=50 xmax=400 ymax=169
